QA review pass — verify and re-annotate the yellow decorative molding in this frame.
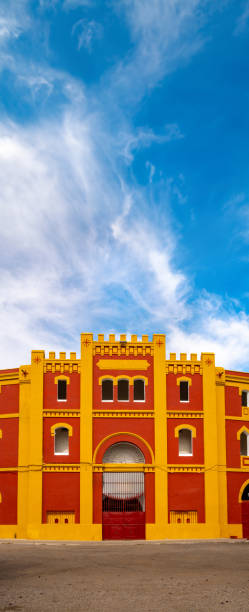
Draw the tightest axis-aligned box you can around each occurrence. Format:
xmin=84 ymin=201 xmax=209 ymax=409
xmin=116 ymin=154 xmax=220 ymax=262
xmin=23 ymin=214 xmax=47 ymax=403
xmin=50 ymin=423 xmax=73 ymax=437
xmin=166 ymin=363 xmax=202 ymax=375
xmin=176 ymin=377 xmax=192 ymax=386
xmin=96 ymin=359 xmax=150 ymax=371
xmin=174 ymin=424 xmax=196 ymax=438
xmin=54 ymin=375 xmax=70 ymax=385
xmin=0 ymin=371 xmax=19 ymax=384
xmin=225 ymin=416 xmax=248 ymax=421
xmin=227 ymin=468 xmax=249 ymax=472
xmin=0 ymin=492 xmax=2 ymax=503
xmin=0 ymin=413 xmax=19 ymax=419
xmin=93 ymin=463 xmax=154 ymax=472
xmin=167 ymin=411 xmax=203 ymax=418
xmin=43 ymin=464 xmax=80 ymax=472
xmin=0 ymin=429 xmax=2 ymax=439
xmin=43 ymin=410 xmax=80 ymax=418
xmin=167 ymin=465 xmax=203 ymax=473
xmin=93 ymin=410 xmax=154 ymax=418
xmin=241 ymin=456 xmax=249 ymax=468
xmin=93 ymin=431 xmax=155 ymax=463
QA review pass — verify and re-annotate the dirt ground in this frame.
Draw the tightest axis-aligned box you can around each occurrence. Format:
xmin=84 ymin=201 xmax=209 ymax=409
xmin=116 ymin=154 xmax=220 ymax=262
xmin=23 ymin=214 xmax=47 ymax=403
xmin=0 ymin=539 xmax=249 ymax=612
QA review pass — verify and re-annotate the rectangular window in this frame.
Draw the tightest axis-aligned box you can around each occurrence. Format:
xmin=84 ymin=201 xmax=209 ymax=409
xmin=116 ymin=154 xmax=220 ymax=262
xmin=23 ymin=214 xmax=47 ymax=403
xmin=133 ymin=379 xmax=145 ymax=401
xmin=58 ymin=379 xmax=67 ymax=400
xmin=180 ymin=381 xmax=189 ymax=402
xmin=242 ymin=391 xmax=248 ymax=407
xmin=102 ymin=380 xmax=113 ymax=401
xmin=118 ymin=379 xmax=129 ymax=401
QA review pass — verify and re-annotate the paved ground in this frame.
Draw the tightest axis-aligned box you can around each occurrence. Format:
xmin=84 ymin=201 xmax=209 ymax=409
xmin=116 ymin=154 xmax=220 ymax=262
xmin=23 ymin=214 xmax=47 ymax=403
xmin=0 ymin=539 xmax=249 ymax=611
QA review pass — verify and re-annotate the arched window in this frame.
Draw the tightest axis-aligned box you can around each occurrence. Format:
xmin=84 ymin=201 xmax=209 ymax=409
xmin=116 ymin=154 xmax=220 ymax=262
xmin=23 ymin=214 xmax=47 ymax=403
xmin=179 ymin=429 xmax=192 ymax=456
xmin=54 ymin=427 xmax=69 ymax=455
xmin=134 ymin=379 xmax=145 ymax=401
xmin=242 ymin=483 xmax=249 ymax=500
xmin=242 ymin=391 xmax=249 ymax=407
xmin=240 ymin=431 xmax=249 ymax=456
xmin=102 ymin=379 xmax=113 ymax=401
xmin=118 ymin=379 xmax=129 ymax=401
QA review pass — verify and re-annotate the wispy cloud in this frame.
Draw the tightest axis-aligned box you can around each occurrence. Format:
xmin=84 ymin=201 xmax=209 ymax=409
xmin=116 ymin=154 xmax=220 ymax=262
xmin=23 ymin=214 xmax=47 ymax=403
xmin=234 ymin=1 xmax=249 ymax=35
xmin=107 ymin=0 xmax=209 ymax=105
xmin=120 ymin=124 xmax=183 ymax=164
xmin=72 ymin=18 xmax=102 ymax=51
xmin=0 ymin=0 xmax=30 ymax=47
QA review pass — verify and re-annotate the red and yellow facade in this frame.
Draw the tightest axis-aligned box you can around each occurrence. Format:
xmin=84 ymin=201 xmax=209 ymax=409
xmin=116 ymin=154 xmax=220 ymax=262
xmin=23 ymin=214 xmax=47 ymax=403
xmin=0 ymin=332 xmax=249 ymax=540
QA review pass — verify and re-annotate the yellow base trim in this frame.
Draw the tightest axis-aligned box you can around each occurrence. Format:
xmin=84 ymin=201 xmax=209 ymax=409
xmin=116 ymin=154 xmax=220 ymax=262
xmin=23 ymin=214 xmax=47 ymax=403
xmin=0 ymin=413 xmax=19 ymax=419
xmin=0 ymin=524 xmax=102 ymax=541
xmin=146 ymin=523 xmax=242 ymax=539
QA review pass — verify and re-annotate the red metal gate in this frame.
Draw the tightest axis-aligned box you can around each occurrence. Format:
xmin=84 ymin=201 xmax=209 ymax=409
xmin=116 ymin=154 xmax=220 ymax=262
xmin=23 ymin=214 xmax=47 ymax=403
xmin=102 ymin=472 xmax=145 ymax=540
xmin=242 ymin=501 xmax=249 ymax=539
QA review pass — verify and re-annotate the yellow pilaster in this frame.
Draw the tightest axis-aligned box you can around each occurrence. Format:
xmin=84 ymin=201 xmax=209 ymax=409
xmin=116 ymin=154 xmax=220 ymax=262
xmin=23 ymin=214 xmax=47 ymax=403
xmin=80 ymin=333 xmax=94 ymax=528
xmin=152 ymin=334 xmax=167 ymax=535
xmin=17 ymin=367 xmax=31 ymax=537
xmin=216 ymin=371 xmax=228 ymax=536
xmin=27 ymin=351 xmax=44 ymax=536
xmin=201 ymin=353 xmax=220 ymax=536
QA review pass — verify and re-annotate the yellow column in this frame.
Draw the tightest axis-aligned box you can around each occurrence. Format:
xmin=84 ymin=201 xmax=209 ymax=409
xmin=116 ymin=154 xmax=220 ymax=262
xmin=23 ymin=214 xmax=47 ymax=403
xmin=80 ymin=333 xmax=94 ymax=532
xmin=201 ymin=353 xmax=220 ymax=536
xmin=27 ymin=350 xmax=44 ymax=537
xmin=152 ymin=334 xmax=167 ymax=538
xmin=17 ymin=367 xmax=31 ymax=538
xmin=216 ymin=371 xmax=228 ymax=536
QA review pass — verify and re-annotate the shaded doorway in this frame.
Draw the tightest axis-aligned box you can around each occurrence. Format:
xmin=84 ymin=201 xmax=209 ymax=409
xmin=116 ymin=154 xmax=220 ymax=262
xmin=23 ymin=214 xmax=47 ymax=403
xmin=102 ymin=442 xmax=145 ymax=540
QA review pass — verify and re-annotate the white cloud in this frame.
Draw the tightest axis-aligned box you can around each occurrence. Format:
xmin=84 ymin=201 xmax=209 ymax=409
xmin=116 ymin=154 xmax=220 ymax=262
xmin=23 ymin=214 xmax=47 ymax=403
xmin=0 ymin=0 xmax=30 ymax=45
xmin=107 ymin=0 xmax=209 ymax=104
xmin=120 ymin=124 xmax=183 ymax=164
xmin=234 ymin=1 xmax=249 ymax=35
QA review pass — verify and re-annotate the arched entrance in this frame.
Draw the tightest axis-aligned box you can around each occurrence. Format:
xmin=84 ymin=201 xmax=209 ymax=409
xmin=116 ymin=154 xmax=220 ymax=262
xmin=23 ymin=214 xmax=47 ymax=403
xmin=241 ymin=483 xmax=249 ymax=539
xmin=102 ymin=442 xmax=145 ymax=540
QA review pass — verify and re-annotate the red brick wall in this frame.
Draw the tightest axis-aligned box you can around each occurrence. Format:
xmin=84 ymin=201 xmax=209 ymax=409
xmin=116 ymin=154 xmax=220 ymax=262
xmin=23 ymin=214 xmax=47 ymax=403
xmin=43 ymin=417 xmax=80 ymax=464
xmin=166 ymin=373 xmax=203 ymax=411
xmin=0 ymin=472 xmax=17 ymax=524
xmin=168 ymin=473 xmax=205 ymax=522
xmin=43 ymin=373 xmax=80 ymax=410
xmin=42 ymin=473 xmax=80 ymax=523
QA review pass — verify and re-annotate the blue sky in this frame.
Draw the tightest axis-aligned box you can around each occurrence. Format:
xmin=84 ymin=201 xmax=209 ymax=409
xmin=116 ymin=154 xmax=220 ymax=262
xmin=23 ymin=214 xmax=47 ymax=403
xmin=1 ymin=0 xmax=249 ymax=369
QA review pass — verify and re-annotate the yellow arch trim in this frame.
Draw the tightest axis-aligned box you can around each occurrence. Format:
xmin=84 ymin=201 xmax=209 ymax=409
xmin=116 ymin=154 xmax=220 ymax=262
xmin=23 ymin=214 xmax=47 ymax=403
xmin=93 ymin=431 xmax=155 ymax=463
xmin=50 ymin=423 xmax=73 ymax=437
xmin=0 ymin=429 xmax=2 ymax=439
xmin=239 ymin=479 xmax=249 ymax=502
xmin=0 ymin=492 xmax=2 ymax=503
xmin=237 ymin=426 xmax=249 ymax=440
xmin=99 ymin=375 xmax=148 ymax=386
xmin=99 ymin=375 xmax=117 ymax=386
xmin=174 ymin=424 xmax=196 ymax=438
xmin=176 ymin=376 xmax=192 ymax=386
xmin=132 ymin=376 xmax=148 ymax=386
xmin=54 ymin=375 xmax=70 ymax=385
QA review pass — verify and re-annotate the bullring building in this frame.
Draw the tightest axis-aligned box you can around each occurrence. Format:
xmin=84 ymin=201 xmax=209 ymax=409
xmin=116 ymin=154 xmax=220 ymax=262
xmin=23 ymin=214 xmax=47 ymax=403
xmin=1 ymin=333 xmax=249 ymax=540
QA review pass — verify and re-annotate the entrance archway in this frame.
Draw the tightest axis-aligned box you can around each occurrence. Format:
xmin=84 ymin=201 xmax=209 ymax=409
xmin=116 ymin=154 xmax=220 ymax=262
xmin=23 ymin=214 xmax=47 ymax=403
xmin=241 ymin=483 xmax=249 ymax=539
xmin=102 ymin=442 xmax=145 ymax=540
